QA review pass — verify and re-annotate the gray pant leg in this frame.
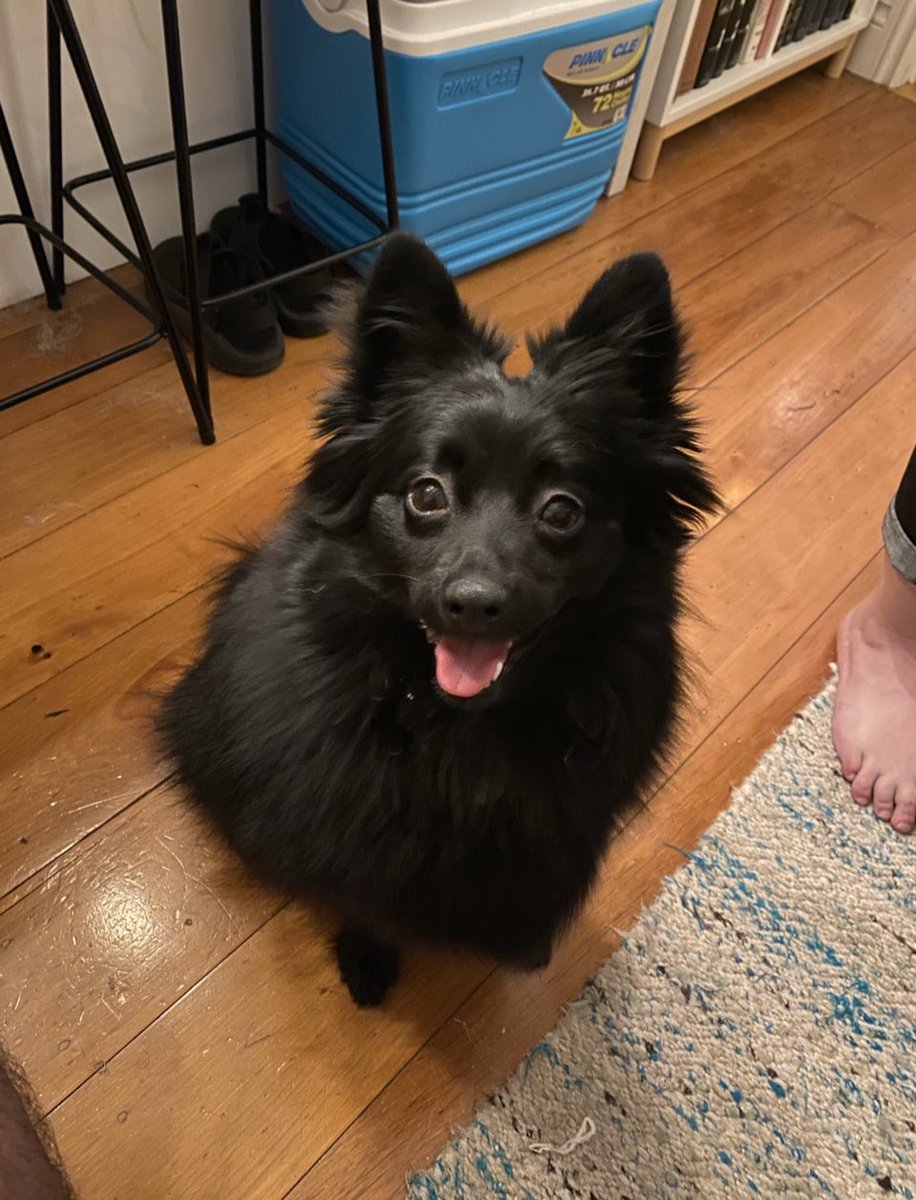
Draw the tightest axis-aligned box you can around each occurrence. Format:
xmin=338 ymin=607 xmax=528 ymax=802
xmin=883 ymin=500 xmax=916 ymax=584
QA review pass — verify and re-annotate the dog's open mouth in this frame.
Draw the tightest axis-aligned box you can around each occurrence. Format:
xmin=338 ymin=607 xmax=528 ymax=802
xmin=431 ymin=636 xmax=513 ymax=699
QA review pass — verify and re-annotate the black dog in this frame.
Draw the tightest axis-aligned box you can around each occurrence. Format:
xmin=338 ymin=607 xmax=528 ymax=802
xmin=160 ymin=233 xmax=717 ymax=1006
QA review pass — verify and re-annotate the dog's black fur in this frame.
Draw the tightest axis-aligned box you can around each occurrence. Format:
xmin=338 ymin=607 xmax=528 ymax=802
xmin=160 ymin=234 xmax=718 ymax=1007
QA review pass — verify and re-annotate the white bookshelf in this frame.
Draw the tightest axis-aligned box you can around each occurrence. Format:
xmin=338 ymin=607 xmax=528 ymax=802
xmin=632 ymin=0 xmax=878 ymax=180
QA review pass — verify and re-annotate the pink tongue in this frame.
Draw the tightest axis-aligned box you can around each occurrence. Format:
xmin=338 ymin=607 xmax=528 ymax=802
xmin=434 ymin=638 xmax=512 ymax=698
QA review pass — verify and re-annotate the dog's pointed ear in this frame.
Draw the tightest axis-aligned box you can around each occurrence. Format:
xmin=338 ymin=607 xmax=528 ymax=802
xmin=343 ymin=233 xmax=508 ymax=396
xmin=304 ymin=235 xmax=509 ymax=531
xmin=530 ymin=252 xmax=682 ymax=405
xmin=529 ymin=254 xmax=719 ymax=544
xmin=363 ymin=232 xmax=465 ymax=338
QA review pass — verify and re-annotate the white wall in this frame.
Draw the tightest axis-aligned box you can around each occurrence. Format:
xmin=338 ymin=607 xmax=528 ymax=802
xmin=0 ymin=0 xmax=267 ymax=309
xmin=848 ymin=0 xmax=916 ymax=86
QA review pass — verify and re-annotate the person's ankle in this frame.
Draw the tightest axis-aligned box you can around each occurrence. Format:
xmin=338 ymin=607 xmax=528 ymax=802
xmin=866 ymin=556 xmax=916 ymax=641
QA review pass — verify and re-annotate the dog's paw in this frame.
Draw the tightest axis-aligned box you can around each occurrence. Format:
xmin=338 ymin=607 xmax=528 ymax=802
xmin=335 ymin=925 xmax=401 ymax=1007
xmin=508 ymin=936 xmax=553 ymax=973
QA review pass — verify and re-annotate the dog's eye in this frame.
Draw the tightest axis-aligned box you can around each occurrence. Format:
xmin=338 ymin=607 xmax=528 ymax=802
xmin=407 ymin=479 xmax=449 ymax=516
xmin=539 ymin=494 xmax=583 ymax=533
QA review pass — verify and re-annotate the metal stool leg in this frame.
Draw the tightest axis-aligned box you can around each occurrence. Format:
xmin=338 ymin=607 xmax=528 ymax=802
xmin=160 ymin=0 xmax=211 ymax=425
xmin=249 ymin=0 xmax=269 ymax=206
xmin=47 ymin=0 xmax=215 ymax=444
xmin=0 ymin=102 xmax=61 ymax=311
xmin=47 ymin=2 xmax=65 ymax=296
xmin=366 ymin=0 xmax=399 ymax=230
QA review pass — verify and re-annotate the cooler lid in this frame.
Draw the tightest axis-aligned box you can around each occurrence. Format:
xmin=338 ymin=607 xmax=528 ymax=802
xmin=302 ymin=0 xmax=654 ymax=55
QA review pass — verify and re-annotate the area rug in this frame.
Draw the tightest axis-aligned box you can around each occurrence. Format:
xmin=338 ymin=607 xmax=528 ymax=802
xmin=409 ymin=681 xmax=916 ymax=1199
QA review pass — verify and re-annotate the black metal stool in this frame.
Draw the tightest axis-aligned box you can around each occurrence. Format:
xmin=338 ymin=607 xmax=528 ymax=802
xmin=2 ymin=0 xmax=399 ymax=444
xmin=1 ymin=0 xmax=213 ymax=441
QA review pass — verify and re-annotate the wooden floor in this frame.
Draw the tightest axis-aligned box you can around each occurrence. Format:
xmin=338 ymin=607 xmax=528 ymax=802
xmin=2 ymin=68 xmax=915 ymax=1200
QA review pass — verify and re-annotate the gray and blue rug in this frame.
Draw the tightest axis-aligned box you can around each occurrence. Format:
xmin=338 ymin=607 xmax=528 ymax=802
xmin=409 ymin=681 xmax=915 ymax=1199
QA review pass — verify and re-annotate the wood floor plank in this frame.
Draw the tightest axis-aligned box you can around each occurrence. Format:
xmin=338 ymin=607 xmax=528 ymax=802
xmin=683 ymin=202 xmax=891 ymax=386
xmin=0 ymin=595 xmax=203 ymax=899
xmin=0 ymin=314 xmax=171 ymax=441
xmin=0 ymin=265 xmax=139 ymax=341
xmin=644 ymin=68 xmax=870 ymax=198
xmin=500 ymin=198 xmax=891 ymax=383
xmin=2 ymin=290 xmax=153 ymax=408
xmin=0 ymin=415 xmax=304 ymax=711
xmin=832 ymin=136 xmax=916 ymax=238
xmin=700 ymin=229 xmax=916 ymax=512
xmin=0 ymin=330 xmax=332 ymax=560
xmin=675 ymin=350 xmax=911 ymax=750
xmin=0 ymin=267 xmax=171 ymax=437
xmin=0 ymin=784 xmax=283 ymax=1108
xmin=710 ymin=87 xmax=916 ymax=201
xmin=47 ymin=907 xmax=487 ymax=1200
xmin=295 ymin=554 xmax=881 ymax=1200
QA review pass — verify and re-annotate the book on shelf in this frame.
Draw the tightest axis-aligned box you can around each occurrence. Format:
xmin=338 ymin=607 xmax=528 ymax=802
xmin=675 ymin=0 xmax=853 ymax=98
xmin=742 ymin=0 xmax=774 ymax=62
xmin=676 ymin=0 xmax=721 ymax=95
xmin=712 ymin=0 xmax=748 ymax=78
xmin=790 ymin=0 xmax=810 ymax=39
xmin=794 ymin=0 xmax=830 ymax=40
xmin=695 ymin=0 xmax=739 ymax=87
xmin=816 ymin=0 xmax=839 ymax=30
xmin=823 ymin=0 xmax=855 ymax=25
xmin=778 ymin=0 xmax=854 ymax=48
xmin=791 ymin=0 xmax=816 ymax=38
xmin=726 ymin=0 xmax=758 ymax=69
xmin=756 ymin=0 xmax=792 ymax=57
xmin=775 ymin=0 xmax=806 ymax=49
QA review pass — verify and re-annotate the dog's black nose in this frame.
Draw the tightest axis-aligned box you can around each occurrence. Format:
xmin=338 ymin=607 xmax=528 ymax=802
xmin=443 ymin=577 xmax=506 ymax=626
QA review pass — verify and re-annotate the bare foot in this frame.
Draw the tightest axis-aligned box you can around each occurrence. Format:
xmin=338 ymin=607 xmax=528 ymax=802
xmin=833 ymin=557 xmax=916 ymax=834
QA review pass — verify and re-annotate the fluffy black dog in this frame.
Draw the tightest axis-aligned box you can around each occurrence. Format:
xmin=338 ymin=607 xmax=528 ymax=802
xmin=161 ymin=233 xmax=717 ymax=1007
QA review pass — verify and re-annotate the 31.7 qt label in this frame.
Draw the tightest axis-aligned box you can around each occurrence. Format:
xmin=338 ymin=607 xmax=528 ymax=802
xmin=543 ymin=27 xmax=652 ymax=139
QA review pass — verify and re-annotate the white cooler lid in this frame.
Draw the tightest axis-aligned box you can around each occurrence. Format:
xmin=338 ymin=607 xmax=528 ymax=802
xmin=303 ymin=0 xmax=651 ymax=55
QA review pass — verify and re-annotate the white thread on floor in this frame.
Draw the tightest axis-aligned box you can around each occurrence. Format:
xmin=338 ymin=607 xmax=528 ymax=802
xmin=529 ymin=1116 xmax=596 ymax=1156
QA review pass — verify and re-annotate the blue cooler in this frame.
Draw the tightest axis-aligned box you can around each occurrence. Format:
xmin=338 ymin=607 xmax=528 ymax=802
xmin=269 ymin=0 xmax=662 ymax=274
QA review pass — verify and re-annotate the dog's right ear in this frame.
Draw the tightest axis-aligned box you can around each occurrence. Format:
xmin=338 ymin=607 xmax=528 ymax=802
xmin=340 ymin=233 xmax=508 ymax=399
xmin=304 ymin=236 xmax=507 ymax=531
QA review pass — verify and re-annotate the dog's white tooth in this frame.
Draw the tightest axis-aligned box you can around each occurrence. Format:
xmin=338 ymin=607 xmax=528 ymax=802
xmin=493 ymin=660 xmax=504 ymax=682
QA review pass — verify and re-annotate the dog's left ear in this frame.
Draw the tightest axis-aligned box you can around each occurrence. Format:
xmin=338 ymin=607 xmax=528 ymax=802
xmin=531 ymin=253 xmax=719 ymax=543
xmin=345 ymin=233 xmax=508 ymax=398
xmin=531 ymin=252 xmax=682 ymax=406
